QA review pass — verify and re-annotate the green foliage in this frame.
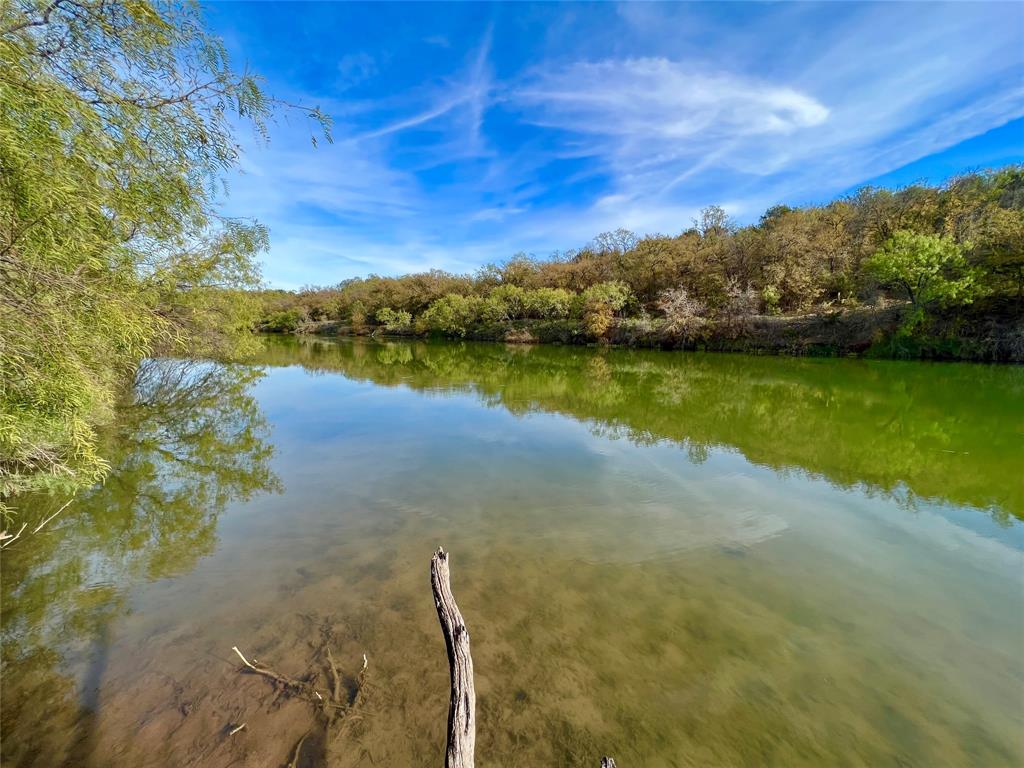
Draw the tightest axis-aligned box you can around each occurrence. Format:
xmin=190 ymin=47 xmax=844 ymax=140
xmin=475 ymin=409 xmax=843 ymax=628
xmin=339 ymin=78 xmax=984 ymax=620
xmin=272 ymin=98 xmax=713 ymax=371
xmin=478 ymin=285 xmax=573 ymax=323
xmin=262 ymin=308 xmax=308 ymax=333
xmin=480 ymin=284 xmax=527 ymax=323
xmin=349 ymin=300 xmax=368 ymax=331
xmin=375 ymin=307 xmax=412 ymax=332
xmin=253 ymin=167 xmax=1021 ymax=354
xmin=523 ymin=287 xmax=573 ymax=319
xmin=580 ymin=281 xmax=633 ymax=339
xmin=865 ymin=231 xmax=979 ymax=308
xmin=0 ymin=1 xmax=325 ymax=511
xmin=416 ymin=294 xmax=483 ymax=336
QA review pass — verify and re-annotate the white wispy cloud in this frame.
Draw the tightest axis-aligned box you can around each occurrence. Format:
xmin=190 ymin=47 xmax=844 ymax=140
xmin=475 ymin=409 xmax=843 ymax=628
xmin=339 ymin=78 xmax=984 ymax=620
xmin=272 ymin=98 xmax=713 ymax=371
xmin=217 ymin=2 xmax=1023 ymax=287
xmin=515 ymin=58 xmax=829 ymax=140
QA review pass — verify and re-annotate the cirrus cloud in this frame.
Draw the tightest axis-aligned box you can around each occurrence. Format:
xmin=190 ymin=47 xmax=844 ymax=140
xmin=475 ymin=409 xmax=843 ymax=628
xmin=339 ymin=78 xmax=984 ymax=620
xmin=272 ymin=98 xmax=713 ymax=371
xmin=514 ymin=58 xmax=829 ymax=140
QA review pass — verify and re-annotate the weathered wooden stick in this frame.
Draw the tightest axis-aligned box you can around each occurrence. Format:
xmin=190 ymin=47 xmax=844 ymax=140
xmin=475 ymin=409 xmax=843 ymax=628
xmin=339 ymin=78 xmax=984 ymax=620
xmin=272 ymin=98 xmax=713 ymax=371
xmin=232 ymin=645 xmax=309 ymax=694
xmin=0 ymin=522 xmax=27 ymax=550
xmin=431 ymin=547 xmax=476 ymax=768
xmin=32 ymin=498 xmax=73 ymax=534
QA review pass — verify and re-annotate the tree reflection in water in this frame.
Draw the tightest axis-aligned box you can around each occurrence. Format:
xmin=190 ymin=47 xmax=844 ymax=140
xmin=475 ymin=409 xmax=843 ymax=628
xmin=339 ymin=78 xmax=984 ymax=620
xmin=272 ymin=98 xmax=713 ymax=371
xmin=1 ymin=359 xmax=280 ymax=767
xmin=254 ymin=334 xmax=1023 ymax=524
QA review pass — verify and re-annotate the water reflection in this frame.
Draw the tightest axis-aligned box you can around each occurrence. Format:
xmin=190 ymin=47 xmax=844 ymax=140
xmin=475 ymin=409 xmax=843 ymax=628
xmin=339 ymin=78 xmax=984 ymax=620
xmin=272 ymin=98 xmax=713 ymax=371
xmin=1 ymin=360 xmax=279 ymax=767
xmin=1 ymin=340 xmax=1021 ymax=768
xmin=255 ymin=335 xmax=1023 ymax=524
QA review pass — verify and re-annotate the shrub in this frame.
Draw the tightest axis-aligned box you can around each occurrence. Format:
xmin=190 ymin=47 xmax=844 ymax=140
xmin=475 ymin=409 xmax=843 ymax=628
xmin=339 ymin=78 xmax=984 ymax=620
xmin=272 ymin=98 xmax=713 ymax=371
xmin=375 ymin=307 xmax=412 ymax=332
xmin=349 ymin=300 xmax=368 ymax=332
xmin=262 ymin=308 xmax=307 ymax=333
xmin=523 ymin=287 xmax=573 ymax=319
xmin=417 ymin=294 xmax=483 ymax=336
xmin=719 ymin=279 xmax=761 ymax=337
xmin=580 ymin=281 xmax=633 ymax=338
xmin=489 ymin=285 xmax=528 ymax=318
xmin=480 ymin=295 xmax=512 ymax=324
xmin=658 ymin=287 xmax=708 ymax=337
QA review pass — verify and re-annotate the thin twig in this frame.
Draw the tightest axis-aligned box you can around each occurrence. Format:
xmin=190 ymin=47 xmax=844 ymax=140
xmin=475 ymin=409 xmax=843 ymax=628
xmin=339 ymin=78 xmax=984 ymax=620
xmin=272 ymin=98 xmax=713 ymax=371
xmin=231 ymin=646 xmax=307 ymax=691
xmin=287 ymin=732 xmax=309 ymax=768
xmin=228 ymin=723 xmax=246 ymax=736
xmin=32 ymin=498 xmax=73 ymax=534
xmin=0 ymin=523 xmax=27 ymax=550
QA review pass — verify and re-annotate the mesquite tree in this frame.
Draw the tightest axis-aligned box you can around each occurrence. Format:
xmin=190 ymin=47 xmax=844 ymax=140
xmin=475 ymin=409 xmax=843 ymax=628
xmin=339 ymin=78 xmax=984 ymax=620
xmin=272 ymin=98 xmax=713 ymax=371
xmin=0 ymin=0 xmax=327 ymax=511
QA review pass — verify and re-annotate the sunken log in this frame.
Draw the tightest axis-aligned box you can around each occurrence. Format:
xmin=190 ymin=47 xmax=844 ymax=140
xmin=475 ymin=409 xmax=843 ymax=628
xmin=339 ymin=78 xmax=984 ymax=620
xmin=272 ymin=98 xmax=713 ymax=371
xmin=431 ymin=547 xmax=476 ymax=768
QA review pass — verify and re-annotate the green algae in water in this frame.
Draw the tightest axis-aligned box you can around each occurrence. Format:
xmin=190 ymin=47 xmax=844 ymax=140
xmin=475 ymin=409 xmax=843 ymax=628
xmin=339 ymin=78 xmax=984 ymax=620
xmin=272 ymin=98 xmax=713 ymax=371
xmin=2 ymin=339 xmax=1022 ymax=767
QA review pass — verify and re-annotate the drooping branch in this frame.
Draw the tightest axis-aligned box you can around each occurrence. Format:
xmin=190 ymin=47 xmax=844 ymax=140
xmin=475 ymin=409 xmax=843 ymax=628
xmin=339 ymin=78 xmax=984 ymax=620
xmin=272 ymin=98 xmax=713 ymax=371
xmin=0 ymin=0 xmax=66 ymax=37
xmin=431 ymin=547 xmax=476 ymax=768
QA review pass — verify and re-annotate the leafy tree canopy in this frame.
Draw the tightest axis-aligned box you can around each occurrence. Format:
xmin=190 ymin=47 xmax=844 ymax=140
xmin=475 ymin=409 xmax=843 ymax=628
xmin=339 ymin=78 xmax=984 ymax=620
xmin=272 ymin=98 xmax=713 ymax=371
xmin=865 ymin=231 xmax=978 ymax=308
xmin=0 ymin=0 xmax=326 ymax=511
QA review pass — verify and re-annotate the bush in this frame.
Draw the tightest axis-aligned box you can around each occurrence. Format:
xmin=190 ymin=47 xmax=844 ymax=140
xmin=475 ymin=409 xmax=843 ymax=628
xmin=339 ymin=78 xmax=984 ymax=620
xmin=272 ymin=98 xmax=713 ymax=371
xmin=375 ymin=307 xmax=412 ymax=332
xmin=580 ymin=281 xmax=633 ymax=338
xmin=523 ymin=287 xmax=573 ymax=319
xmin=719 ymin=279 xmax=761 ymax=337
xmin=417 ymin=294 xmax=483 ymax=336
xmin=480 ymin=295 xmax=512 ymax=324
xmin=489 ymin=285 xmax=528 ymax=318
xmin=658 ymin=287 xmax=708 ymax=338
xmin=349 ymin=300 xmax=368 ymax=332
xmin=262 ymin=308 xmax=307 ymax=333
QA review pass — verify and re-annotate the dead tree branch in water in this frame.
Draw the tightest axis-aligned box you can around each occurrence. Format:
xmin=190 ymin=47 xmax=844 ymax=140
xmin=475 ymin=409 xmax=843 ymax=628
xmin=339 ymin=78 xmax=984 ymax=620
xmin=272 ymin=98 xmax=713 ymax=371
xmin=231 ymin=642 xmax=367 ymax=718
xmin=229 ymin=552 xmax=616 ymax=767
xmin=431 ymin=547 xmax=476 ymax=768
xmin=431 ymin=547 xmax=617 ymax=768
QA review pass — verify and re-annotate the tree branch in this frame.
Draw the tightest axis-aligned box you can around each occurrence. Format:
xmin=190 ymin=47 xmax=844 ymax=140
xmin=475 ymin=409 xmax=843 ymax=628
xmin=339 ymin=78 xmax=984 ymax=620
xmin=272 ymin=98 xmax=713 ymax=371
xmin=431 ymin=547 xmax=476 ymax=768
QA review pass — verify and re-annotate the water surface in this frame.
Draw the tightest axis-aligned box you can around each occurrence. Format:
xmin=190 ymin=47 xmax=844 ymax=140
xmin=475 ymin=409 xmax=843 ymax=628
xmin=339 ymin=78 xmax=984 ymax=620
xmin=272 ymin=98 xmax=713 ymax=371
xmin=3 ymin=337 xmax=1022 ymax=767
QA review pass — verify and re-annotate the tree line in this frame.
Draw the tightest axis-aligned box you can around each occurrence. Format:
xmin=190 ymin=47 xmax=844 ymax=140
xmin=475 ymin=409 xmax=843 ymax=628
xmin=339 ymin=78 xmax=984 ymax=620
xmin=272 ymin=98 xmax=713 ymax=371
xmin=258 ymin=167 xmax=1023 ymax=342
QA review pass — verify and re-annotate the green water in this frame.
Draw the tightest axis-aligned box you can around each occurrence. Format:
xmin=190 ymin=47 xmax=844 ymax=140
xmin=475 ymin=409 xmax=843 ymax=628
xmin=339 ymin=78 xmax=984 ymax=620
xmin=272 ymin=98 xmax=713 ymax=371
xmin=2 ymin=336 xmax=1022 ymax=767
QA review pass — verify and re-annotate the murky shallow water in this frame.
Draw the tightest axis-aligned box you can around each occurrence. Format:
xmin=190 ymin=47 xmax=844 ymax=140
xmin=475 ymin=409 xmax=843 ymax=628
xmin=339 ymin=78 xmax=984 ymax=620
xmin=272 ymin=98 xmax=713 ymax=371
xmin=3 ymin=336 xmax=1022 ymax=767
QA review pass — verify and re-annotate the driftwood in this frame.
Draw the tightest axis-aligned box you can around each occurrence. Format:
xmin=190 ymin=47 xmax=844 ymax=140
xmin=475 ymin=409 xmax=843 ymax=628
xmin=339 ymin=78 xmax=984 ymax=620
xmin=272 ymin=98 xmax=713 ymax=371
xmin=431 ymin=547 xmax=476 ymax=768
xmin=431 ymin=547 xmax=617 ymax=768
xmin=229 ymin=550 xmax=614 ymax=767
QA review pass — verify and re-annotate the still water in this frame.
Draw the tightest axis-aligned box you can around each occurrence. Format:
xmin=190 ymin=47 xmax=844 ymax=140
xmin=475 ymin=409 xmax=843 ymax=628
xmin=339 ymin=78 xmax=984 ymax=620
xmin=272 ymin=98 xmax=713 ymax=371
xmin=2 ymin=336 xmax=1022 ymax=767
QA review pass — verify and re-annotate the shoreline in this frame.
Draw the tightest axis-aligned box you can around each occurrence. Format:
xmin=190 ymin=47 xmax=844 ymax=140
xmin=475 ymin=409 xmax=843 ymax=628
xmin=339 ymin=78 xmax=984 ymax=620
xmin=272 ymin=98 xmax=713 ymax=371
xmin=275 ymin=303 xmax=1024 ymax=363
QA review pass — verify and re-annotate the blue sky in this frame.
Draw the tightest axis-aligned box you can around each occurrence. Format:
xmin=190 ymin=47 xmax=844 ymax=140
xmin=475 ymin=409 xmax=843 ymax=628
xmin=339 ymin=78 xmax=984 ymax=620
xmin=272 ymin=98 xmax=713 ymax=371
xmin=206 ymin=1 xmax=1024 ymax=288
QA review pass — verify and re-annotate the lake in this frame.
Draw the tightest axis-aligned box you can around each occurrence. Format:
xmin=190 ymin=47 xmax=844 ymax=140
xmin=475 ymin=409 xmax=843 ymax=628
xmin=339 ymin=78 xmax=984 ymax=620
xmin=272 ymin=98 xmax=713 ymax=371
xmin=2 ymin=335 xmax=1022 ymax=767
